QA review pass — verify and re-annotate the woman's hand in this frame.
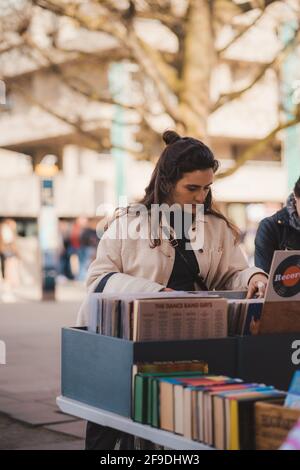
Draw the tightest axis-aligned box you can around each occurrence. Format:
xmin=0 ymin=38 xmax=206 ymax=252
xmin=161 ymin=288 xmax=174 ymax=292
xmin=246 ymin=274 xmax=268 ymax=299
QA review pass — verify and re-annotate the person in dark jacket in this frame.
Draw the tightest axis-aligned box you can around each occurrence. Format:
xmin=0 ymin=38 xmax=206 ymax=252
xmin=255 ymin=177 xmax=300 ymax=273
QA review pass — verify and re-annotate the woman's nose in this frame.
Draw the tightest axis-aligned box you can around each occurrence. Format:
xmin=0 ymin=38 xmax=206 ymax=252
xmin=195 ymin=191 xmax=206 ymax=204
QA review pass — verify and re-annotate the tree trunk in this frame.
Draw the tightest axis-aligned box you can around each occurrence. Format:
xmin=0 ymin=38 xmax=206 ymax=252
xmin=179 ymin=0 xmax=216 ymax=140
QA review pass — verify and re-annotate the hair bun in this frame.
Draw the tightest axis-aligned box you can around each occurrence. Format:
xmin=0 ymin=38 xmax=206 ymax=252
xmin=162 ymin=130 xmax=181 ymax=145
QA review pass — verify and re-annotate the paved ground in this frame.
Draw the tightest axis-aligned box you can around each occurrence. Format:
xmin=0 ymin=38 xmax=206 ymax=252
xmin=0 ymin=278 xmax=86 ymax=303
xmin=0 ymin=290 xmax=87 ymax=450
xmin=0 ymin=412 xmax=84 ymax=450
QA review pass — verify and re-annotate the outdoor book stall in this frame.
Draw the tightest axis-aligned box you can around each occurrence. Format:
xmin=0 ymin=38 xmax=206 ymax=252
xmin=57 ymin=251 xmax=300 ymax=450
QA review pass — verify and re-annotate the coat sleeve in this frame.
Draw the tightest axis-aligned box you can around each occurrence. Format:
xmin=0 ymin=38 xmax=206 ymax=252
xmin=213 ymin=225 xmax=267 ymax=290
xmin=254 ymin=218 xmax=278 ymax=273
xmin=76 ymin=218 xmax=164 ymax=326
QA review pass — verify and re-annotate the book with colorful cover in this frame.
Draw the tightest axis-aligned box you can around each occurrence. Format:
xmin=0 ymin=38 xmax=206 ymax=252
xmin=202 ymin=383 xmax=263 ymax=446
xmin=133 ymin=370 xmax=208 ymax=424
xmin=131 ymin=360 xmax=208 ymax=423
xmin=197 ymin=382 xmax=259 ymax=443
xmin=151 ymin=375 xmax=234 ymax=429
xmin=221 ymin=388 xmax=286 ymax=450
xmin=284 ymin=370 xmax=300 ymax=409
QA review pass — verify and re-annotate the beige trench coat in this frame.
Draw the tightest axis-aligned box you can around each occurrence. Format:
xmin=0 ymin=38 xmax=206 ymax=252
xmin=77 ymin=212 xmax=264 ymax=325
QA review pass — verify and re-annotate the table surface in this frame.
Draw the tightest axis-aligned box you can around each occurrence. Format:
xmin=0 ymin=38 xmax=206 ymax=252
xmin=56 ymin=396 xmax=213 ymax=450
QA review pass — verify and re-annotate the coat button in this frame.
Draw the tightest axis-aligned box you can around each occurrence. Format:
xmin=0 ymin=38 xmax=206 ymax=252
xmin=199 ymin=249 xmax=204 ymax=253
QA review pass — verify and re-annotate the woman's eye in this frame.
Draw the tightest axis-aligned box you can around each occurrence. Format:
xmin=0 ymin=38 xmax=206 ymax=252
xmin=187 ymin=186 xmax=210 ymax=192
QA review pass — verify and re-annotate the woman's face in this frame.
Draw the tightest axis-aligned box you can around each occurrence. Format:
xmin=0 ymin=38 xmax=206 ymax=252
xmin=169 ymin=169 xmax=214 ymax=212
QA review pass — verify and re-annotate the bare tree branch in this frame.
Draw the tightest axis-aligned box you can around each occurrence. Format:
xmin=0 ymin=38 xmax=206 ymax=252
xmin=21 ymin=35 xmax=134 ymax=108
xmin=2 ymin=0 xmax=299 ymax=175
xmin=7 ymin=80 xmax=142 ymax=155
xmin=135 ymin=39 xmax=180 ymax=94
xmin=216 ymin=113 xmax=300 ymax=179
xmin=0 ymin=28 xmax=167 ymax=154
xmin=20 ymin=34 xmax=170 ymax=140
xmin=10 ymin=81 xmax=103 ymax=149
xmin=0 ymin=43 xmax=22 ymax=54
xmin=32 ymin=0 xmax=184 ymax=126
xmin=33 ymin=0 xmax=125 ymax=38
xmin=125 ymin=30 xmax=185 ymax=127
xmin=212 ymin=25 xmax=300 ymax=112
xmin=217 ymin=9 xmax=265 ymax=55
xmin=221 ymin=0 xmax=279 ymax=14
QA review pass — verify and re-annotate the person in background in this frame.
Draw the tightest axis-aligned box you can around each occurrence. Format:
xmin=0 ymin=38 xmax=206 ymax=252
xmin=78 ymin=130 xmax=268 ymax=450
xmin=69 ymin=217 xmax=87 ymax=280
xmin=78 ymin=218 xmax=99 ymax=281
xmin=0 ymin=219 xmax=19 ymax=299
xmin=255 ymin=177 xmax=300 ymax=273
xmin=58 ymin=220 xmax=74 ymax=280
xmin=0 ymin=220 xmax=5 ymax=281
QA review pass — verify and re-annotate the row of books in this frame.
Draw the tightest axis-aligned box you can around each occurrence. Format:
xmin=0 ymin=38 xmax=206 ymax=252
xmin=256 ymin=371 xmax=300 ymax=450
xmin=87 ymin=291 xmax=263 ymax=341
xmin=132 ymin=362 xmax=286 ymax=449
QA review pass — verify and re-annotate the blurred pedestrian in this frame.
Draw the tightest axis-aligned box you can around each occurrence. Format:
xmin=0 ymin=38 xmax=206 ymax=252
xmin=0 ymin=221 xmax=4 ymax=281
xmin=0 ymin=219 xmax=20 ymax=298
xmin=69 ymin=217 xmax=87 ymax=280
xmin=78 ymin=219 xmax=99 ymax=281
xmin=58 ymin=220 xmax=74 ymax=280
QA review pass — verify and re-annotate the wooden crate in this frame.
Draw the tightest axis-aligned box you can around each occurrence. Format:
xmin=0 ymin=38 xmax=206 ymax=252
xmin=255 ymin=400 xmax=300 ymax=450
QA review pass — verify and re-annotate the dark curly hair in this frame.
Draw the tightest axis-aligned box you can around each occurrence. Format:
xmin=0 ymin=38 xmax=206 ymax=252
xmin=108 ymin=130 xmax=239 ymax=245
xmin=138 ymin=130 xmax=239 ymax=245
xmin=140 ymin=130 xmax=219 ymax=207
xmin=294 ymin=177 xmax=300 ymax=199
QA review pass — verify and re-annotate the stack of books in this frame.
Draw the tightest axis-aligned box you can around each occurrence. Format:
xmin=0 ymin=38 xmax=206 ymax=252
xmin=132 ymin=362 xmax=286 ymax=449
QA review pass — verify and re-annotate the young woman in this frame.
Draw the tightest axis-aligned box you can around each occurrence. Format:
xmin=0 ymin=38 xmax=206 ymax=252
xmin=78 ymin=130 xmax=268 ymax=449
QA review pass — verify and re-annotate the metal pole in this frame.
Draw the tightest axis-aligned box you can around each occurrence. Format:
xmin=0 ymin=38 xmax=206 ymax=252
xmin=109 ymin=62 xmax=127 ymax=204
xmin=36 ymin=158 xmax=59 ymax=301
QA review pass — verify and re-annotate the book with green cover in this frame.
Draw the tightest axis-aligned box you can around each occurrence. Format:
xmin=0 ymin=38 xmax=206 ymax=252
xmin=132 ymin=360 xmax=208 ymax=422
xmin=133 ymin=370 xmax=207 ymax=424
xmin=150 ymin=375 xmax=233 ymax=429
